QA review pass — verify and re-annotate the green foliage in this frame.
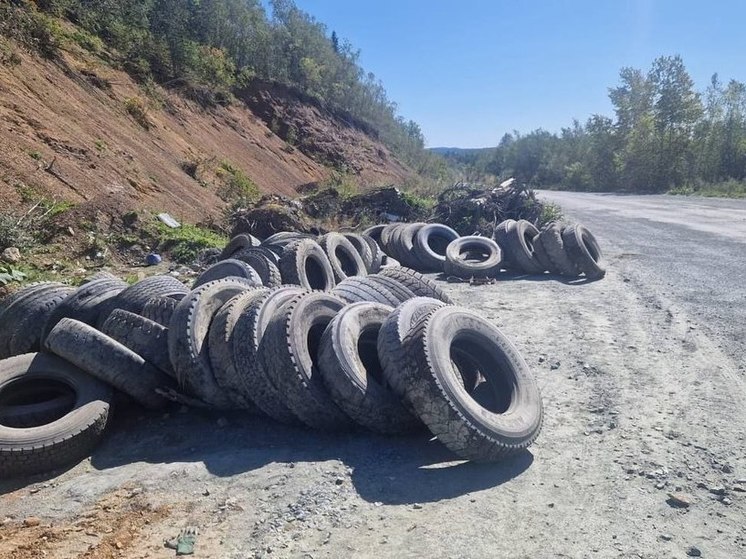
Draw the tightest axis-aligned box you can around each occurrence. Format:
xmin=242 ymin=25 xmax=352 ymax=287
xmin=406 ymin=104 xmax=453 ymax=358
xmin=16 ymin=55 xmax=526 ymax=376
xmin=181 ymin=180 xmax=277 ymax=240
xmin=539 ymin=202 xmax=563 ymax=226
xmin=0 ymin=265 xmax=27 ymax=286
xmin=400 ymin=191 xmax=435 ymax=212
xmin=0 ymin=4 xmax=63 ymax=59
xmin=27 ymin=150 xmax=42 ymax=161
xmin=319 ymin=171 xmax=359 ymax=199
xmin=155 ymin=221 xmax=226 ymax=263
xmin=217 ymin=160 xmax=261 ymax=205
xmin=124 ymin=97 xmax=151 ymax=129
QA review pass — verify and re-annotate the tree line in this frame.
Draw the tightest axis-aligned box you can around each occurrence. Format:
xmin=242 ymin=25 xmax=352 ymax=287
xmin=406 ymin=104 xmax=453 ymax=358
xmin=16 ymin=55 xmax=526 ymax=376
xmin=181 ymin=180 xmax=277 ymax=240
xmin=449 ymin=55 xmax=746 ymax=194
xmin=4 ymin=0 xmax=440 ymax=177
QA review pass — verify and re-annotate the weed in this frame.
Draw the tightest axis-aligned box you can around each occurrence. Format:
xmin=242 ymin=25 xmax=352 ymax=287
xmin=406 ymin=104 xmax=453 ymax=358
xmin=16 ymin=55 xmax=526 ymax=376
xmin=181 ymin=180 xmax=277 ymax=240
xmin=124 ymin=97 xmax=151 ymax=130
xmin=539 ymin=202 xmax=563 ymax=225
xmin=0 ymin=264 xmax=26 ymax=286
xmin=669 ymin=180 xmax=746 ymax=199
xmin=94 ymin=139 xmax=107 ymax=152
xmin=217 ymin=160 xmax=260 ymax=205
xmin=320 ymin=171 xmax=359 ymax=199
xmin=66 ymin=28 xmax=103 ymax=54
xmin=155 ymin=221 xmax=226 ymax=263
xmin=400 ymin=191 xmax=435 ymax=212
xmin=28 ymin=150 xmax=42 ymax=161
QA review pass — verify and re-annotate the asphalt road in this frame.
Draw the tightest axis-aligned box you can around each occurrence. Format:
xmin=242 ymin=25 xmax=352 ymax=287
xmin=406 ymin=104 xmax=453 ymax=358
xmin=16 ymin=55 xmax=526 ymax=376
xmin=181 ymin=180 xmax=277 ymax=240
xmin=537 ymin=190 xmax=746 ymax=364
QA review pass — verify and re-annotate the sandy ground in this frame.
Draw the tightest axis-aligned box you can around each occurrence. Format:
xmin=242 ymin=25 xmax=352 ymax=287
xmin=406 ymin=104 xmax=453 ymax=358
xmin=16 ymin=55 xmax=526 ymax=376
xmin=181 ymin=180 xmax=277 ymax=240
xmin=1 ymin=192 xmax=745 ymax=559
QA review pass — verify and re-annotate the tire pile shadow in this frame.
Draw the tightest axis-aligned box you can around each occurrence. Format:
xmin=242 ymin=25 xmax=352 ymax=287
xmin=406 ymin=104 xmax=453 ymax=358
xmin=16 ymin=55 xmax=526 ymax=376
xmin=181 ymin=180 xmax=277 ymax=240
xmin=439 ymin=271 xmax=602 ymax=286
xmin=76 ymin=408 xmax=533 ymax=505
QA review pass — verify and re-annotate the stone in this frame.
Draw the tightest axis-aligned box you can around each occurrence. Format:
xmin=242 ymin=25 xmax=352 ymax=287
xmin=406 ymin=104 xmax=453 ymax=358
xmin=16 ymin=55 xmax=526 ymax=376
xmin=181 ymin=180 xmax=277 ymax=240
xmin=1 ymin=247 xmax=20 ymax=263
xmin=23 ymin=517 xmax=40 ymax=527
xmin=709 ymin=486 xmax=726 ymax=496
xmin=550 ymin=361 xmax=561 ymax=370
xmin=686 ymin=546 xmax=702 ymax=557
xmin=667 ymin=492 xmax=694 ymax=508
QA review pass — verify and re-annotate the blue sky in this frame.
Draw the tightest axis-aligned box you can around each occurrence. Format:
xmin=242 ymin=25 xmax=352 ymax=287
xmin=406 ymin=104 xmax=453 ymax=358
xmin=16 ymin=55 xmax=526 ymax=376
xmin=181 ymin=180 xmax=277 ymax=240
xmin=292 ymin=0 xmax=746 ymax=148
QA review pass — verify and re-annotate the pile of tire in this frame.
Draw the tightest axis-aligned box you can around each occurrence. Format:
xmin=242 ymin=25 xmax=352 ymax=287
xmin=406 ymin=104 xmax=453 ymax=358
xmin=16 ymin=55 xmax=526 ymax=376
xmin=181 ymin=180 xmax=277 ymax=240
xmin=0 ymin=228 xmax=543 ymax=476
xmin=367 ymin=220 xmax=605 ymax=281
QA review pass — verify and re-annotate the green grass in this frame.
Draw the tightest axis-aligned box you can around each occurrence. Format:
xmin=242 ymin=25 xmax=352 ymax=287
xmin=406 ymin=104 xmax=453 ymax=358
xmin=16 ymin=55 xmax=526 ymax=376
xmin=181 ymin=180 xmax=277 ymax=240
xmin=216 ymin=160 xmax=260 ymax=204
xmin=669 ymin=180 xmax=746 ymax=199
xmin=539 ymin=202 xmax=563 ymax=226
xmin=155 ymin=221 xmax=226 ymax=264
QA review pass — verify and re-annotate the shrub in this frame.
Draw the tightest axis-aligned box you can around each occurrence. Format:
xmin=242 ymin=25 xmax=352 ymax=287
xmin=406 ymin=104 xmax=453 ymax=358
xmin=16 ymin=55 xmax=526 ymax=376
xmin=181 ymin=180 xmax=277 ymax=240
xmin=124 ymin=97 xmax=152 ymax=130
xmin=217 ymin=160 xmax=260 ymax=205
xmin=155 ymin=221 xmax=226 ymax=264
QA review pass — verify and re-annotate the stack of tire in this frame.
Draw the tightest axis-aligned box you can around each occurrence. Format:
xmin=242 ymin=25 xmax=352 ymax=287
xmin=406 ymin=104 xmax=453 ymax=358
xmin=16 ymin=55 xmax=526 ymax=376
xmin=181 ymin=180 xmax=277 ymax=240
xmin=0 ymin=234 xmax=543 ymax=476
xmin=367 ymin=220 xmax=605 ymax=281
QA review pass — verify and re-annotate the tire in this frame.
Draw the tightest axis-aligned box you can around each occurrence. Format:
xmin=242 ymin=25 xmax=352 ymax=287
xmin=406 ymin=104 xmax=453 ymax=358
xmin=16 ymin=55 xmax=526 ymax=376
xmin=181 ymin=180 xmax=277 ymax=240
xmin=562 ymin=224 xmax=605 ymax=279
xmin=141 ymin=296 xmax=179 ymax=327
xmin=207 ymin=288 xmax=269 ymax=410
xmin=537 ymin=223 xmax=579 ymax=276
xmin=40 ymin=278 xmax=127 ymax=344
xmin=386 ymin=223 xmax=410 ymax=264
xmin=444 ymin=236 xmax=502 ymax=279
xmin=403 ymin=306 xmax=544 ymax=462
xmin=220 ymin=234 xmax=261 ymax=259
xmin=262 ymin=231 xmax=314 ymax=247
xmin=342 ymin=233 xmax=374 ymax=272
xmin=360 ymin=234 xmax=383 ymax=273
xmin=505 ymin=220 xmax=544 ymax=274
xmin=377 ymin=297 xmax=447 ymax=407
xmin=232 ymin=286 xmax=308 ymax=424
xmin=0 ymin=353 xmax=112 ymax=478
xmin=377 ymin=267 xmax=454 ymax=303
xmin=362 ymin=224 xmax=386 ymax=244
xmin=101 ymin=309 xmax=174 ymax=378
xmin=96 ymin=275 xmax=189 ymax=326
xmin=318 ymin=302 xmax=421 ymax=434
xmin=0 ymin=380 xmax=75 ymax=428
xmin=192 ymin=259 xmax=263 ymax=289
xmin=494 ymin=219 xmax=517 ymax=269
xmin=319 ymin=233 xmax=367 ymax=281
xmin=531 ymin=232 xmax=557 ymax=273
xmin=45 ymin=318 xmax=172 ymax=410
xmin=364 ymin=274 xmax=416 ymax=303
xmin=413 ymin=224 xmax=459 ymax=271
xmin=331 ymin=277 xmax=401 ymax=307
xmin=378 ymin=224 xmax=400 ymax=258
xmin=258 ymin=292 xmax=353 ymax=431
xmin=230 ymin=248 xmax=282 ymax=288
xmin=168 ymin=279 xmax=255 ymax=408
xmin=278 ymin=239 xmax=336 ymax=290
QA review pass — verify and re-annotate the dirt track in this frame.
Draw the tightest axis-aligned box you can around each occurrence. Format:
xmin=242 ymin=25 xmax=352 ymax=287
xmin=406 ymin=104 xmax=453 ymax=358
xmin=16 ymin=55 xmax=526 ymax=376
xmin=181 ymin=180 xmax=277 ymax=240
xmin=1 ymin=192 xmax=745 ymax=558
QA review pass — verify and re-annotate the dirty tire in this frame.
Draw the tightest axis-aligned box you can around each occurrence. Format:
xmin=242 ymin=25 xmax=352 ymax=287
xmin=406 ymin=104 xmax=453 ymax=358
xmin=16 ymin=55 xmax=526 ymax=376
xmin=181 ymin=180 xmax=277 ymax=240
xmin=444 ymin=236 xmax=502 ymax=279
xmin=505 ymin=220 xmax=544 ymax=274
xmin=403 ymin=306 xmax=544 ymax=462
xmin=101 ymin=309 xmax=174 ymax=378
xmin=232 ymin=286 xmax=308 ymax=424
xmin=377 ymin=297 xmax=447 ymax=406
xmin=0 ymin=352 xmax=112 ymax=478
xmin=360 ymin=234 xmax=383 ymax=273
xmin=331 ymin=277 xmax=401 ymax=307
xmin=220 ymin=233 xmax=261 ymax=259
xmin=397 ymin=223 xmax=427 ymax=269
xmin=494 ymin=219 xmax=517 ymax=268
xmin=168 ymin=279 xmax=255 ymax=408
xmin=537 ymin=223 xmax=579 ymax=276
xmin=531 ymin=232 xmax=557 ymax=273
xmin=278 ymin=239 xmax=336 ymax=290
xmin=258 ymin=292 xmax=353 ymax=431
xmin=362 ymin=224 xmax=386 ymax=244
xmin=46 ymin=318 xmax=172 ymax=409
xmin=364 ymin=274 xmax=417 ymax=303
xmin=193 ymin=259 xmax=262 ymax=289
xmin=207 ymin=288 xmax=269 ymax=410
xmin=97 ymin=275 xmax=189 ymax=326
xmin=413 ymin=224 xmax=459 ymax=271
xmin=40 ymin=278 xmax=127 ymax=344
xmin=318 ymin=302 xmax=420 ymax=434
xmin=0 ymin=390 xmax=76 ymax=429
xmin=562 ymin=224 xmax=605 ymax=279
xmin=319 ymin=232 xmax=367 ymax=281
xmin=141 ymin=296 xmax=179 ymax=327
xmin=378 ymin=267 xmax=454 ymax=303
xmin=342 ymin=233 xmax=374 ymax=272
xmin=230 ymin=248 xmax=282 ymax=288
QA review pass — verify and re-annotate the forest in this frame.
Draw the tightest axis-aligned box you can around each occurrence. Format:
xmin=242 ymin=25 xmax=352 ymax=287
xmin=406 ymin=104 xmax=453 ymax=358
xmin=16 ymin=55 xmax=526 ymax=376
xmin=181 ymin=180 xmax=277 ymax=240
xmin=443 ymin=55 xmax=746 ymax=196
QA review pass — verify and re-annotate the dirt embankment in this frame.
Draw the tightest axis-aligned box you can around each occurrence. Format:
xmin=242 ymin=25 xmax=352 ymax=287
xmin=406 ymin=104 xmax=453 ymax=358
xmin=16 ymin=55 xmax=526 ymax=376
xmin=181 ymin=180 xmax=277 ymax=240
xmin=0 ymin=44 xmax=414 ymax=225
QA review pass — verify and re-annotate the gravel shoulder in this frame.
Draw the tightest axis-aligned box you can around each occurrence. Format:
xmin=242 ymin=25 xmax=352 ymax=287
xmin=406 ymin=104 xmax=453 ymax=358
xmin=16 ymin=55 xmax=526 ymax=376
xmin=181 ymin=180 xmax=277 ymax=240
xmin=1 ymin=193 xmax=745 ymax=559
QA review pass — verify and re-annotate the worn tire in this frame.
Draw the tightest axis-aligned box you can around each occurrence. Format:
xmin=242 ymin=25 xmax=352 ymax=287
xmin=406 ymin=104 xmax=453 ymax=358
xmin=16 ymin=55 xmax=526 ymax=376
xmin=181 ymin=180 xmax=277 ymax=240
xmin=319 ymin=232 xmax=367 ymax=281
xmin=220 ymin=233 xmax=261 ymax=259
xmin=342 ymin=233 xmax=374 ymax=272
xmin=494 ymin=219 xmax=517 ymax=269
xmin=168 ymin=279 xmax=255 ymax=408
xmin=97 ymin=275 xmax=189 ymax=326
xmin=101 ymin=309 xmax=174 ymax=378
xmin=232 ymin=286 xmax=308 ymax=424
xmin=45 ymin=318 xmax=171 ymax=409
xmin=318 ymin=302 xmax=420 ymax=434
xmin=360 ymin=234 xmax=383 ymax=273
xmin=403 ymin=306 xmax=544 ymax=462
xmin=378 ymin=267 xmax=454 ymax=303
xmin=0 ymin=353 xmax=112 ymax=477
xmin=332 ymin=276 xmax=401 ymax=307
xmin=207 ymin=288 xmax=269 ymax=410
xmin=562 ymin=224 xmax=605 ymax=279
xmin=364 ymin=274 xmax=417 ymax=303
xmin=444 ymin=236 xmax=502 ymax=279
xmin=193 ymin=259 xmax=262 ymax=289
xmin=278 ymin=239 xmax=336 ymax=290
xmin=413 ymin=224 xmax=459 ymax=271
xmin=258 ymin=292 xmax=353 ymax=431
xmin=537 ymin=223 xmax=579 ymax=276
xmin=395 ymin=223 xmax=426 ymax=269
xmin=505 ymin=220 xmax=544 ymax=274
xmin=362 ymin=224 xmax=386 ymax=244
xmin=531 ymin=232 xmax=557 ymax=273
xmin=230 ymin=248 xmax=282 ymax=288
xmin=141 ymin=296 xmax=179 ymax=327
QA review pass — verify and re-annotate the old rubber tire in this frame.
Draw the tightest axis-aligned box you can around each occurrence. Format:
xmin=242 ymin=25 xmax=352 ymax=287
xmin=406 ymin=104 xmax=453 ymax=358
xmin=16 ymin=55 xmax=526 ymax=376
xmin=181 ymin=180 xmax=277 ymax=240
xmin=207 ymin=288 xmax=270 ymax=410
xmin=230 ymin=248 xmax=282 ymax=288
xmin=505 ymin=220 xmax=545 ymax=274
xmin=97 ymin=275 xmax=189 ymax=326
xmin=562 ymin=224 xmax=605 ymax=279
xmin=364 ymin=274 xmax=416 ymax=303
xmin=45 ymin=318 xmax=172 ymax=409
xmin=141 ymin=296 xmax=179 ymax=327
xmin=192 ymin=259 xmax=263 ymax=289
xmin=0 ymin=283 xmax=66 ymax=356
xmin=403 ymin=306 xmax=544 ymax=462
xmin=360 ymin=234 xmax=384 ymax=273
xmin=318 ymin=302 xmax=420 ymax=434
xmin=319 ymin=233 xmax=367 ymax=281
xmin=331 ymin=276 xmax=401 ymax=307
xmin=413 ymin=224 xmax=459 ymax=271
xmin=444 ymin=236 xmax=502 ymax=279
xmin=220 ymin=233 xmax=261 ymax=259
xmin=278 ymin=239 xmax=336 ymax=290
xmin=378 ymin=267 xmax=454 ymax=303
xmin=362 ymin=224 xmax=386 ymax=244
xmin=258 ymin=292 xmax=353 ymax=431
xmin=395 ymin=223 xmax=426 ymax=269
xmin=537 ymin=223 xmax=578 ymax=276
xmin=494 ymin=219 xmax=517 ymax=269
xmin=0 ymin=352 xmax=112 ymax=478
xmin=168 ymin=278 xmax=255 ymax=408
xmin=101 ymin=309 xmax=174 ymax=378
xmin=232 ymin=286 xmax=308 ymax=424
xmin=342 ymin=233 xmax=374 ymax=272
xmin=531 ymin=232 xmax=557 ymax=273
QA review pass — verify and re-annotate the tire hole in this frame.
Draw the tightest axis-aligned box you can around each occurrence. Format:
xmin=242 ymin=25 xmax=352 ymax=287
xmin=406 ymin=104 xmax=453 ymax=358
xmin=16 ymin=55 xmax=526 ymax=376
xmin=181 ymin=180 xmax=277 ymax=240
xmin=357 ymin=326 xmax=385 ymax=385
xmin=304 ymin=256 xmax=327 ymax=289
xmin=335 ymin=247 xmax=358 ymax=276
xmin=450 ymin=339 xmax=514 ymax=414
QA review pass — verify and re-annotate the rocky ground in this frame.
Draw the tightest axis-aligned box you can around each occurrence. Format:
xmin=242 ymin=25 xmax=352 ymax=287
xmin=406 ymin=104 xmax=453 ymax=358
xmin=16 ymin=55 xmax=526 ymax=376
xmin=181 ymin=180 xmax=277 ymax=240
xmin=1 ymin=193 xmax=745 ymax=559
